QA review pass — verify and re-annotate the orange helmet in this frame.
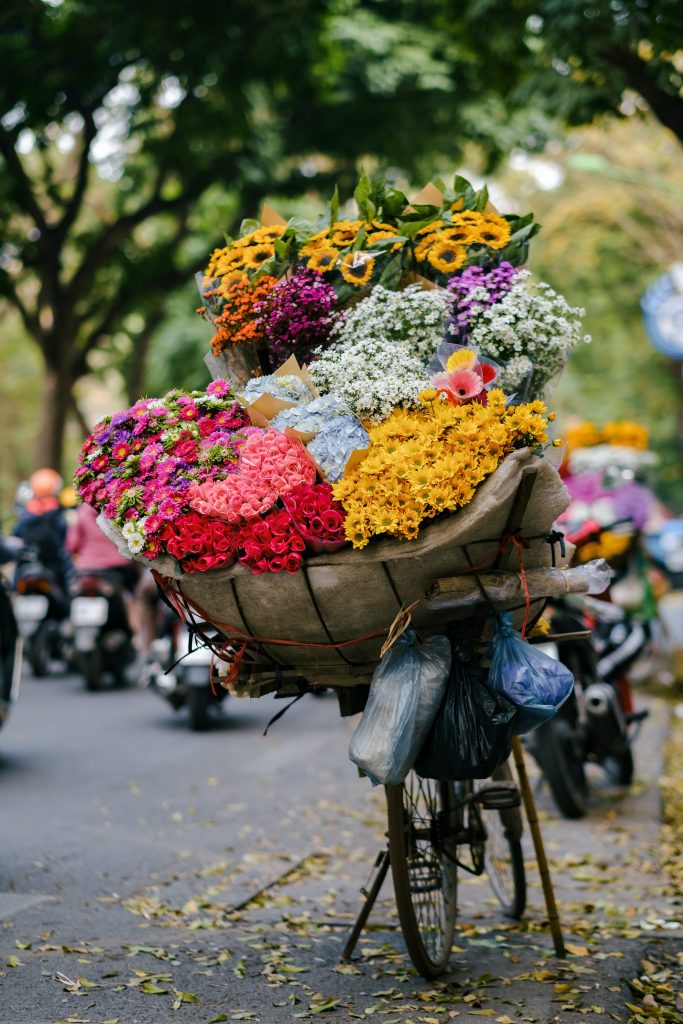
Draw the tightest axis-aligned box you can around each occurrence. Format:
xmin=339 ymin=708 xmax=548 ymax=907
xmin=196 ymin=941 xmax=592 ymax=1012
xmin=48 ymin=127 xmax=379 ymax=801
xmin=29 ymin=468 xmax=63 ymax=498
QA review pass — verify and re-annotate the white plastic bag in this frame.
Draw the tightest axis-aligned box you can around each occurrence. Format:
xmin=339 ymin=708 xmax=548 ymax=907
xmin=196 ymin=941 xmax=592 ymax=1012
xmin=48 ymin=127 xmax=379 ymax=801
xmin=349 ymin=630 xmax=451 ymax=785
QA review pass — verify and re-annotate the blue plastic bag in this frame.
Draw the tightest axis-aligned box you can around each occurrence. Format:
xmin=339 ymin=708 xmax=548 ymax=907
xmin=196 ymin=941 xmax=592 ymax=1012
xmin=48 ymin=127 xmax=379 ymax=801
xmin=349 ymin=630 xmax=451 ymax=786
xmin=488 ymin=612 xmax=574 ymax=734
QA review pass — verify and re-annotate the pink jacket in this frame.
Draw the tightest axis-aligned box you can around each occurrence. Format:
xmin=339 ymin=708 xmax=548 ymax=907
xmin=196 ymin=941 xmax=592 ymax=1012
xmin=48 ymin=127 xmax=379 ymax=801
xmin=67 ymin=504 xmax=131 ymax=570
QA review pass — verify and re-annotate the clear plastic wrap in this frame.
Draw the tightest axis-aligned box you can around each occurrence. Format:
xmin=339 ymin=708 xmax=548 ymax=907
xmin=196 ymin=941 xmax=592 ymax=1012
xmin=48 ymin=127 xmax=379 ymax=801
xmin=488 ymin=612 xmax=574 ymax=735
xmin=426 ymin=558 xmax=612 ymax=609
xmin=348 ymin=630 xmax=451 ymax=786
xmin=415 ymin=637 xmax=517 ymax=781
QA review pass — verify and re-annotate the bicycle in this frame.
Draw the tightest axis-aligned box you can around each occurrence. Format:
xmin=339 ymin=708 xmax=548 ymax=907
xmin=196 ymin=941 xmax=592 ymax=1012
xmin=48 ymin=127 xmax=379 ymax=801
xmin=382 ymin=758 xmax=526 ymax=978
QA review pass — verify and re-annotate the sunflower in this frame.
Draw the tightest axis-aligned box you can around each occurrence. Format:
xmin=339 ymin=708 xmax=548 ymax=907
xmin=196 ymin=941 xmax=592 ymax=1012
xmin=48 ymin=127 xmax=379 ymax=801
xmin=339 ymin=252 xmax=375 ymax=286
xmin=216 ymin=270 xmax=249 ymax=298
xmin=306 ymin=246 xmax=339 ymax=273
xmin=252 ymin=224 xmax=286 ymax=243
xmin=301 ymin=230 xmax=330 ymax=256
xmin=330 ymin=219 xmax=362 ymax=247
xmin=440 ymin=216 xmax=478 ymax=244
xmin=458 ymin=209 xmax=481 ymax=220
xmin=414 ymin=234 xmax=439 ymax=261
xmin=427 ymin=241 xmax=466 ymax=274
xmin=366 ymin=229 xmax=403 ymax=253
xmin=241 ymin=243 xmax=275 ymax=268
xmin=472 ymin=215 xmax=511 ymax=250
xmin=416 ymin=219 xmax=445 ymax=237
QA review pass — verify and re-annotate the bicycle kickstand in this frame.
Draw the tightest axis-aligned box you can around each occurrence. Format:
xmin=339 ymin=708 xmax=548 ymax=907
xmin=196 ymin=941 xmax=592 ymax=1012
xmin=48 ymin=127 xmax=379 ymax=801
xmin=340 ymin=847 xmax=391 ymax=961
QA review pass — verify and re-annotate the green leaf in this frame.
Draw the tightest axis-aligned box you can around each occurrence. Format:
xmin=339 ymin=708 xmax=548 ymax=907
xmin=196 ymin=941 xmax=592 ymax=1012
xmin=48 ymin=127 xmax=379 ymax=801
xmin=354 ymin=171 xmax=372 ymax=218
xmin=173 ymin=990 xmax=199 ymax=1002
xmin=329 ymin=184 xmax=339 ymax=227
xmin=238 ymin=218 xmax=260 ymax=237
xmin=378 ymin=253 xmax=404 ymax=290
xmin=140 ymin=981 xmax=169 ymax=994
xmin=208 ymin=1017 xmax=229 ymax=1023
xmin=382 ymin=186 xmax=408 ymax=218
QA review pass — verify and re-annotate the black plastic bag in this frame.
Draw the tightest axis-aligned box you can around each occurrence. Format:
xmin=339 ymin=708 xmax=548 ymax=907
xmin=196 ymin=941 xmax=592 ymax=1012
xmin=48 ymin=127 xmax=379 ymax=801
xmin=414 ymin=639 xmax=517 ymax=781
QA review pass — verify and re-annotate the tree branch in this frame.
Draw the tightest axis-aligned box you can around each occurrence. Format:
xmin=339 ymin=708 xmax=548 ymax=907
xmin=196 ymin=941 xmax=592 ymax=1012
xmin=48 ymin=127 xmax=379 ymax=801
xmin=0 ymin=269 xmax=41 ymax=338
xmin=64 ymin=189 xmax=190 ymax=314
xmin=56 ymin=108 xmax=98 ymax=242
xmin=605 ymin=47 xmax=683 ymax=143
xmin=0 ymin=129 xmax=48 ymax=231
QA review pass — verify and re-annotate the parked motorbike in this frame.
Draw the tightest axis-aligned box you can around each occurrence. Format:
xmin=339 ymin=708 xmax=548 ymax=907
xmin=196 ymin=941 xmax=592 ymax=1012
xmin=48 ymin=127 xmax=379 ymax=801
xmin=644 ymin=518 xmax=683 ymax=589
xmin=527 ymin=520 xmax=649 ymax=818
xmin=0 ymin=541 xmax=23 ymax=734
xmin=12 ymin=543 xmax=71 ymax=677
xmin=69 ymin=570 xmax=135 ymax=691
xmin=144 ymin=611 xmax=226 ymax=730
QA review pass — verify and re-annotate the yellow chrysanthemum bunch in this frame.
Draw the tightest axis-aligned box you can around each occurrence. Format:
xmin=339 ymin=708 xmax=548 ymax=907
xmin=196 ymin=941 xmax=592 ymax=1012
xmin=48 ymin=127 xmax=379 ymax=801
xmin=576 ymin=531 xmax=632 ymax=564
xmin=332 ymin=389 xmax=549 ymax=548
xmin=601 ymin=420 xmax=650 ymax=451
xmin=564 ymin=419 xmax=650 ymax=454
xmin=205 ymin=224 xmax=287 ymax=279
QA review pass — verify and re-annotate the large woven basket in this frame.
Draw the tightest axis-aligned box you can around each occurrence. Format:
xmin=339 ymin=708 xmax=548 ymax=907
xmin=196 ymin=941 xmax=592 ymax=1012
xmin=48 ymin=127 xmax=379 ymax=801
xmin=158 ymin=449 xmax=570 ymax=689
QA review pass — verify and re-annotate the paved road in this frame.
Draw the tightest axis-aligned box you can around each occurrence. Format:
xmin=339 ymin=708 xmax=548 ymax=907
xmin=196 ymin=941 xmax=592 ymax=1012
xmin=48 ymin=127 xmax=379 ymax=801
xmin=0 ymin=667 xmax=679 ymax=1023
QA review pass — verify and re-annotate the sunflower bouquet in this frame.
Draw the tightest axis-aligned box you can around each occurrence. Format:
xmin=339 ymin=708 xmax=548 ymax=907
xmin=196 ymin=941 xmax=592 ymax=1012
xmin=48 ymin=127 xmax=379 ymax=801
xmin=198 ymin=174 xmax=540 ymax=379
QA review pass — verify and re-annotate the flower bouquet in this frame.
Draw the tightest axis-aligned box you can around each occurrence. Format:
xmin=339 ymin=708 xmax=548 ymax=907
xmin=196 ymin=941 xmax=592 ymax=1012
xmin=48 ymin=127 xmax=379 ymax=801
xmin=75 ymin=173 xmax=587 ymax=692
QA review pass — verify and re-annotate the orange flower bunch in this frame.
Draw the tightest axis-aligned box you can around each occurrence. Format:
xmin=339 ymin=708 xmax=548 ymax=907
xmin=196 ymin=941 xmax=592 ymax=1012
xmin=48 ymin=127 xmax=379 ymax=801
xmin=209 ymin=276 xmax=277 ymax=354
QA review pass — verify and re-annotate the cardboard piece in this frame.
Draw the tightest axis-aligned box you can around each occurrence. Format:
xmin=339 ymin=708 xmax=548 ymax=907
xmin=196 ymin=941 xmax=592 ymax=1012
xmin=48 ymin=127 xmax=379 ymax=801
xmin=238 ymin=355 xmax=319 ymax=424
xmin=261 ymin=202 xmax=287 ymax=227
xmin=284 ymin=426 xmax=318 ymax=444
xmin=343 ymin=447 xmax=370 ymax=475
xmin=411 ymin=182 xmax=444 ymax=207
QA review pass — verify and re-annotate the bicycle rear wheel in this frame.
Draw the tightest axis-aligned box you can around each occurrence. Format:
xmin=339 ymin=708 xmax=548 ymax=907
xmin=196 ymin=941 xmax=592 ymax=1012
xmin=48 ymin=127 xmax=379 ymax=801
xmin=472 ymin=762 xmax=526 ymax=919
xmin=386 ymin=772 xmax=458 ymax=978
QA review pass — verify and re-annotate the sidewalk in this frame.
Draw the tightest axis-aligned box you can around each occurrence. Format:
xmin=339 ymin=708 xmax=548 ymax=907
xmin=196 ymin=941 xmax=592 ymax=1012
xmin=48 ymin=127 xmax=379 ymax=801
xmin=0 ymin=693 xmax=680 ymax=1023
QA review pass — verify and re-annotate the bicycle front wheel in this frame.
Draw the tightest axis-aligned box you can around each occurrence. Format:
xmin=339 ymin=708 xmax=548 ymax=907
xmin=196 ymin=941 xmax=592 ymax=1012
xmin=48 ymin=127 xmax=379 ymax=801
xmin=473 ymin=761 xmax=526 ymax=919
xmin=386 ymin=773 xmax=458 ymax=978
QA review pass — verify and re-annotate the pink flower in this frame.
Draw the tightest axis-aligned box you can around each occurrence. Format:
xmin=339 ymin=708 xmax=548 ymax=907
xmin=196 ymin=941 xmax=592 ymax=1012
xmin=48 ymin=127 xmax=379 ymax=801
xmin=158 ymin=497 xmax=182 ymax=520
xmin=433 ymin=368 xmax=484 ymax=404
xmin=206 ymin=379 xmax=233 ymax=398
xmin=143 ymin=514 xmax=163 ymax=535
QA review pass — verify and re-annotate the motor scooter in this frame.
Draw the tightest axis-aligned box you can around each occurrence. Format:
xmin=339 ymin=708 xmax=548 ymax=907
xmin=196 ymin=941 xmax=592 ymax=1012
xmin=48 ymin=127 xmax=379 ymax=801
xmin=527 ymin=520 xmax=649 ymax=818
xmin=69 ymin=570 xmax=135 ymax=690
xmin=144 ymin=611 xmax=226 ymax=730
xmin=12 ymin=543 xmax=71 ymax=677
xmin=0 ymin=540 xmax=23 ymax=734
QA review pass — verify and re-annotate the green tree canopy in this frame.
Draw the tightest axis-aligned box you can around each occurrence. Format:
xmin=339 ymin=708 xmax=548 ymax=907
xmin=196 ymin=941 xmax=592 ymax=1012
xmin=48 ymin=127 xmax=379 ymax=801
xmin=2 ymin=0 xmax=681 ymax=475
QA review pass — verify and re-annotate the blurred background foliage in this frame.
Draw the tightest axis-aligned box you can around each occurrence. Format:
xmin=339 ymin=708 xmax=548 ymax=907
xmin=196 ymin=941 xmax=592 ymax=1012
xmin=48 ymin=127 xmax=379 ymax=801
xmin=1 ymin=0 xmax=682 ymax=519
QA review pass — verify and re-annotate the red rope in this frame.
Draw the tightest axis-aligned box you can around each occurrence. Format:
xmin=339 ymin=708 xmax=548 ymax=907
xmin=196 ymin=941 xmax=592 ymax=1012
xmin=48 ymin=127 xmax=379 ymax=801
xmin=152 ymin=529 xmax=537 ymax=684
xmin=508 ymin=534 xmax=531 ymax=639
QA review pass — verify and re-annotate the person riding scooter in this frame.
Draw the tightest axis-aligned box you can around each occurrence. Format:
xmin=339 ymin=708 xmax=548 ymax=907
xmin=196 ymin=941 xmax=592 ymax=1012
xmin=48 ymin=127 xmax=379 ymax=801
xmin=66 ymin=503 xmax=139 ymax=688
xmin=13 ymin=468 xmax=72 ymax=599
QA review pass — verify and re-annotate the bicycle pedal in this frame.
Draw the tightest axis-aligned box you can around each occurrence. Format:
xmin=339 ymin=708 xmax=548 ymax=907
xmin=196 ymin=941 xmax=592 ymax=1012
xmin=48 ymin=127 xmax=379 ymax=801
xmin=473 ymin=782 xmax=521 ymax=810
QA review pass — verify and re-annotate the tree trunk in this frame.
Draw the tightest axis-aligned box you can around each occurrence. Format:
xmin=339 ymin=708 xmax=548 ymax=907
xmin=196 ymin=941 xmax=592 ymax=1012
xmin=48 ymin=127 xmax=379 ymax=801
xmin=35 ymin=360 xmax=74 ymax=472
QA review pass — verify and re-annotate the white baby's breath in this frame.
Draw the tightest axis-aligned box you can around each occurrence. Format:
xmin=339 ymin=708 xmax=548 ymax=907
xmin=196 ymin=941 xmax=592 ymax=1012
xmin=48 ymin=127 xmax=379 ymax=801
xmin=309 ymin=285 xmax=449 ymax=421
xmin=462 ymin=271 xmax=590 ymax=398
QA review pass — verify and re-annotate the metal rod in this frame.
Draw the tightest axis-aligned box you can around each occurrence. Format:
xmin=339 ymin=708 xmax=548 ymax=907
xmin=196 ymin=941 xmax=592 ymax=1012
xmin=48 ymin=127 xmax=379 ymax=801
xmin=511 ymin=737 xmax=566 ymax=957
xmin=340 ymin=848 xmax=391 ymax=961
